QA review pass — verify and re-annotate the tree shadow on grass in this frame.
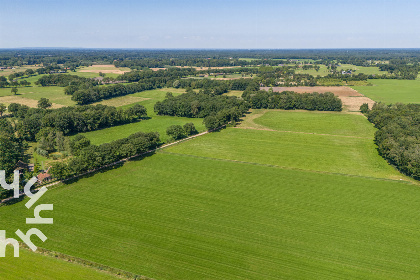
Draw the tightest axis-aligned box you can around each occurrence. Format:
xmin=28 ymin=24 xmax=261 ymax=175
xmin=62 ymin=151 xmax=157 ymax=185
xmin=0 ymin=195 xmax=25 ymax=207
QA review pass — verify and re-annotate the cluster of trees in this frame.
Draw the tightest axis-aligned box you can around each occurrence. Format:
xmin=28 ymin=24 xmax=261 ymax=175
xmin=36 ymin=74 xmax=97 ymax=87
xmin=0 ymin=118 xmax=28 ymax=199
xmin=243 ymin=89 xmax=342 ymax=111
xmin=9 ymin=103 xmax=147 ymax=141
xmin=49 ymin=131 xmax=160 ymax=180
xmin=71 ymin=81 xmax=161 ymax=105
xmin=117 ymin=68 xmax=194 ymax=82
xmin=166 ymin=123 xmax=198 ymax=140
xmin=155 ymin=91 xmax=248 ymax=129
xmin=364 ymin=103 xmax=420 ymax=179
xmin=377 ymin=63 xmax=419 ymax=80
xmin=176 ymin=78 xmax=255 ymax=92
xmin=0 ymin=76 xmax=31 ymax=88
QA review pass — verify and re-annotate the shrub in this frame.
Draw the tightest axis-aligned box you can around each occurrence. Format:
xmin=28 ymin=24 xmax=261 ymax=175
xmin=166 ymin=125 xmax=186 ymax=140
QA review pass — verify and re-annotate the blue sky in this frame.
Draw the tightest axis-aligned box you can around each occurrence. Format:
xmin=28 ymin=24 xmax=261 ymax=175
xmin=0 ymin=0 xmax=419 ymax=48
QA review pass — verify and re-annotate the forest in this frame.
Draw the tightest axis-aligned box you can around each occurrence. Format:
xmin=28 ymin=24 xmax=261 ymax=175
xmin=365 ymin=103 xmax=420 ymax=179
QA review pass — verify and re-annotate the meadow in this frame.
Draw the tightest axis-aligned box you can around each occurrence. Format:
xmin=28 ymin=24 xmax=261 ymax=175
xmin=79 ymin=87 xmax=206 ymax=144
xmin=336 ymin=64 xmax=385 ymax=75
xmin=0 ymin=85 xmax=73 ymax=109
xmin=0 ymin=150 xmax=418 ymax=280
xmin=352 ymin=79 xmax=420 ymax=103
xmin=252 ymin=110 xmax=376 ymax=137
xmin=1 ymin=248 xmax=120 ymax=280
xmin=167 ymin=126 xmax=402 ymax=179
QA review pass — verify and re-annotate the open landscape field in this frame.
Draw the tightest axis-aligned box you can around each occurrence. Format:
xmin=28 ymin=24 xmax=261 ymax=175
xmin=1 ymin=119 xmax=418 ymax=279
xmin=168 ymin=118 xmax=403 ymax=180
xmin=78 ymin=64 xmax=131 ymax=74
xmin=336 ymin=64 xmax=385 ymax=75
xmin=352 ymin=79 xmax=420 ymax=103
xmin=1 ymin=47 xmax=420 ymax=280
xmin=80 ymin=87 xmax=206 ymax=144
xmin=0 ymin=85 xmax=74 ymax=107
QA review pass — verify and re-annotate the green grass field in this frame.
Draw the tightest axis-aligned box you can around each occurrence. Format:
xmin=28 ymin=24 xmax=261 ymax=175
xmin=79 ymin=116 xmax=205 ymax=145
xmin=0 ymin=248 xmax=119 ymax=280
xmin=295 ymin=64 xmax=330 ymax=76
xmin=337 ymin=64 xmax=385 ymax=75
xmin=0 ymin=85 xmax=74 ymax=106
xmin=78 ymin=87 xmax=205 ymax=144
xmin=352 ymin=79 xmax=420 ymax=103
xmin=295 ymin=64 xmax=385 ymax=77
xmin=1 ymin=108 xmax=417 ymax=279
xmin=253 ymin=110 xmax=376 ymax=137
xmin=166 ymin=127 xmax=402 ymax=179
xmin=0 ymin=150 xmax=418 ymax=280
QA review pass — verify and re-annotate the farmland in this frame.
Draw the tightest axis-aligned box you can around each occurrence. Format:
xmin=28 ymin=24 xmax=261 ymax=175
xmin=79 ymin=87 xmax=206 ymax=144
xmin=352 ymin=79 xmax=420 ymax=103
xmin=1 ymin=49 xmax=420 ymax=280
xmin=0 ymin=144 xmax=418 ymax=279
xmin=167 ymin=122 xmax=403 ymax=180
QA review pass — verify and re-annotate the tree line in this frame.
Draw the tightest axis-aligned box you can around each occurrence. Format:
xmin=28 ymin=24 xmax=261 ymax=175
xmin=242 ymin=89 xmax=342 ymax=111
xmin=49 ymin=131 xmax=160 ymax=180
xmin=154 ymin=90 xmax=248 ymax=130
xmin=8 ymin=103 xmax=147 ymax=141
xmin=364 ymin=103 xmax=420 ymax=179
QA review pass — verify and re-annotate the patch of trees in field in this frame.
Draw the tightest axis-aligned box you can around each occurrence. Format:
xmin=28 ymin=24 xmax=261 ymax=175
xmin=60 ymin=69 xmax=193 ymax=105
xmin=166 ymin=123 xmax=198 ymax=140
xmin=364 ymin=103 xmax=420 ymax=179
xmin=49 ymin=131 xmax=160 ymax=180
xmin=8 ymin=103 xmax=147 ymax=141
xmin=176 ymin=77 xmax=255 ymax=93
xmin=118 ymin=68 xmax=195 ymax=82
xmin=242 ymin=89 xmax=342 ymax=111
xmin=71 ymin=81 xmax=163 ymax=105
xmin=0 ymin=118 xmax=28 ymax=199
xmin=155 ymin=91 xmax=249 ymax=130
xmin=36 ymin=74 xmax=97 ymax=87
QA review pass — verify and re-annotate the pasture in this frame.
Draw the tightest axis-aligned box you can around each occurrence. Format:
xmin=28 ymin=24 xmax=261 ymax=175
xmin=352 ymin=79 xmax=420 ymax=103
xmin=79 ymin=87 xmax=205 ymax=144
xmin=79 ymin=115 xmax=205 ymax=145
xmin=251 ymin=109 xmax=376 ymax=137
xmin=1 ymin=248 xmax=119 ymax=280
xmin=336 ymin=64 xmax=385 ymax=75
xmin=0 ymin=150 xmax=418 ymax=280
xmin=167 ymin=126 xmax=403 ymax=180
xmin=0 ymin=84 xmax=75 ymax=106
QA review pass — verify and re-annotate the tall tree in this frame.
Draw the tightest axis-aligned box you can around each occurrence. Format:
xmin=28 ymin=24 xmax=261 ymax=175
xmin=11 ymin=87 xmax=18 ymax=95
xmin=38 ymin=98 xmax=52 ymax=109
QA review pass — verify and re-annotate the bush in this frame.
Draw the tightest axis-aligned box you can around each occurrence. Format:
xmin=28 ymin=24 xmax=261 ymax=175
xmin=183 ymin=123 xmax=198 ymax=136
xmin=166 ymin=125 xmax=186 ymax=140
xmin=35 ymin=147 xmax=49 ymax=158
xmin=360 ymin=103 xmax=370 ymax=114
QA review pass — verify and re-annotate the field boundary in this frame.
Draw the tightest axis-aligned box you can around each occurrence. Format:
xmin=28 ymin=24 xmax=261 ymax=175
xmin=16 ymin=244 xmax=153 ymax=280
